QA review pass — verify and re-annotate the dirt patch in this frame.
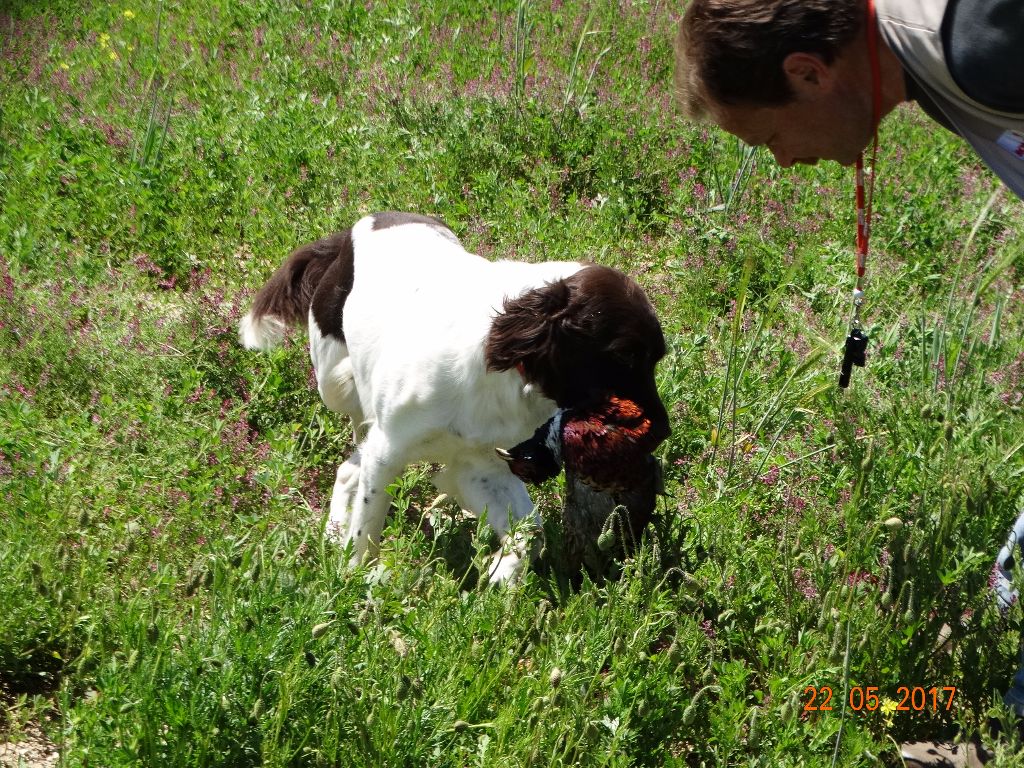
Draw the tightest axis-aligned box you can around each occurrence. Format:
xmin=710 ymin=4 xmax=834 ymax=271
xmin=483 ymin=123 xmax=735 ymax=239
xmin=0 ymin=723 xmax=58 ymax=768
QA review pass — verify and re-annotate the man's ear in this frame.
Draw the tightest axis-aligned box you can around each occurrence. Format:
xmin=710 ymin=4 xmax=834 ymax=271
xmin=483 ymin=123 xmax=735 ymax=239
xmin=782 ymin=52 xmax=834 ymax=96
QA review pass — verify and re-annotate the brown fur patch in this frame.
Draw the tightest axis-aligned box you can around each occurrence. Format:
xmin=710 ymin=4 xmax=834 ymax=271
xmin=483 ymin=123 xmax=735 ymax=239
xmin=248 ymin=230 xmax=354 ymax=337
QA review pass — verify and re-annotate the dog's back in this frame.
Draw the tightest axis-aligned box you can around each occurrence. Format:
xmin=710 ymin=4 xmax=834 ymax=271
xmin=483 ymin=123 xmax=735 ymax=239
xmin=240 ymin=212 xmax=581 ymax=448
xmin=341 ymin=216 xmax=581 ymax=442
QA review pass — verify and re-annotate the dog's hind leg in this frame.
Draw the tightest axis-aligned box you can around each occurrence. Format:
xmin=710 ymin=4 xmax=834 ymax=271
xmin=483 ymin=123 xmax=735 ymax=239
xmin=325 ymin=448 xmax=361 ymax=542
xmin=309 ymin=317 xmax=366 ymax=430
xmin=320 ymin=354 xmax=368 ymax=439
xmin=342 ymin=425 xmax=408 ymax=566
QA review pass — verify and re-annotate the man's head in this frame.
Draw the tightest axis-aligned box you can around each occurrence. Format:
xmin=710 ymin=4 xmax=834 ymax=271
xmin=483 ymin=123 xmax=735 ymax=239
xmin=675 ymin=0 xmax=864 ymax=114
xmin=674 ymin=0 xmax=885 ymax=167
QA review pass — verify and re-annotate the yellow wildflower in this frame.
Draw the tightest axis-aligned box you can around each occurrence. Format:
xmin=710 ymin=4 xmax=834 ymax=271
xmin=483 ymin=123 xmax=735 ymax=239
xmin=109 ymin=51 xmax=118 ymax=61
xmin=880 ymin=698 xmax=898 ymax=728
xmin=98 ymin=32 xmax=110 ymax=49
xmin=59 ymin=62 xmax=70 ymax=71
xmin=123 ymin=9 xmax=135 ymax=18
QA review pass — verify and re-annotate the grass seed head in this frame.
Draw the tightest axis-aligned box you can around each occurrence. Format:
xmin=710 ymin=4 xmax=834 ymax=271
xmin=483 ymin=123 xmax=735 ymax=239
xmin=681 ymin=703 xmax=697 ymax=726
xmin=682 ymin=685 xmax=719 ymax=725
xmin=748 ymin=706 xmax=760 ymax=745
xmin=331 ymin=666 xmax=345 ymax=691
xmin=780 ymin=699 xmax=795 ymax=725
xmin=389 ymin=629 xmax=409 ymax=658
xmin=549 ymin=667 xmax=562 ymax=688
xmin=396 ymin=674 xmax=411 ymax=700
xmin=856 ymin=629 xmax=870 ymax=652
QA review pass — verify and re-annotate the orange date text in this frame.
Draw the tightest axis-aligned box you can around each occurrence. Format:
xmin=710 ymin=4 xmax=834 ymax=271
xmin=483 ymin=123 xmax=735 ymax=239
xmin=801 ymin=685 xmax=957 ymax=713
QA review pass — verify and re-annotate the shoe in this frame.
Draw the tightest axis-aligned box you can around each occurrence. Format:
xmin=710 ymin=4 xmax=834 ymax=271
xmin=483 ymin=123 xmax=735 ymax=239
xmin=900 ymin=740 xmax=988 ymax=767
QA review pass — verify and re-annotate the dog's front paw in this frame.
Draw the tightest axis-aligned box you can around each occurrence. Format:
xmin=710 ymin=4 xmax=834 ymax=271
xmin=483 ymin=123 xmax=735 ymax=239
xmin=485 ymin=529 xmax=538 ymax=585
xmin=486 ymin=549 xmax=526 ymax=585
xmin=324 ymin=517 xmax=372 ymax=570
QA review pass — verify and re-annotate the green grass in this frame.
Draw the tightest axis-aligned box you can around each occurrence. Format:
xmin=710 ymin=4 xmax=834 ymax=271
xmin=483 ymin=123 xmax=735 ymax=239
xmin=3 ymin=0 xmax=1024 ymax=765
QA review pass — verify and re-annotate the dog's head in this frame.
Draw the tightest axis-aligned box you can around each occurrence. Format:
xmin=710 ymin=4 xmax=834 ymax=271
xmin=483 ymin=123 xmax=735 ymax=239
xmin=485 ymin=264 xmax=670 ymax=446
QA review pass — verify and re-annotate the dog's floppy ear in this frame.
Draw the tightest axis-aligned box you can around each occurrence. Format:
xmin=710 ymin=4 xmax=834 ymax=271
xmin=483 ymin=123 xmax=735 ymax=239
xmin=485 ymin=279 xmax=573 ymax=378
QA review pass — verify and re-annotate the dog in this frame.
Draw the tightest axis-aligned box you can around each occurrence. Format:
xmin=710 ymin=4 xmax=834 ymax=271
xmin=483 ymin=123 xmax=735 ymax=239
xmin=239 ymin=211 xmax=669 ymax=582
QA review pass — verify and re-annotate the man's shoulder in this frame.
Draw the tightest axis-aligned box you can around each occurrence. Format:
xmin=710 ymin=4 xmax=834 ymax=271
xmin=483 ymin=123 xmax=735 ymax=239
xmin=943 ymin=0 xmax=1024 ymax=113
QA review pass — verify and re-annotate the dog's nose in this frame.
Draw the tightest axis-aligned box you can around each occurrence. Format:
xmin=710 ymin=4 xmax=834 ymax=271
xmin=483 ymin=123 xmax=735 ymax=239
xmin=628 ymin=387 xmax=670 ymax=447
xmin=647 ymin=404 xmax=671 ymax=445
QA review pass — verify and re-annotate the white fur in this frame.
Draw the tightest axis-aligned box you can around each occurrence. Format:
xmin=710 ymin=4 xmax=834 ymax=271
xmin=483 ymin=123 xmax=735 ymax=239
xmin=311 ymin=215 xmax=582 ymax=583
xmin=239 ymin=312 xmax=287 ymax=351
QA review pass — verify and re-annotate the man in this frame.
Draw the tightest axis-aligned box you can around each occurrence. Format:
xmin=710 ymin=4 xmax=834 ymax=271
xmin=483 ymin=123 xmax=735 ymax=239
xmin=674 ymin=0 xmax=1022 ymax=191
xmin=675 ymin=0 xmax=1023 ymax=764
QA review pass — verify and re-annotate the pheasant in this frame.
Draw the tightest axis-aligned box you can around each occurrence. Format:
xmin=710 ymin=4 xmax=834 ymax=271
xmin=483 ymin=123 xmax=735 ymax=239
xmin=496 ymin=396 xmax=666 ymax=578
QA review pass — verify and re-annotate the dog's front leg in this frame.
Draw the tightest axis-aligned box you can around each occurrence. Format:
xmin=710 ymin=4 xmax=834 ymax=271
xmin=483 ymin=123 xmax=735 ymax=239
xmin=445 ymin=458 xmax=539 ymax=584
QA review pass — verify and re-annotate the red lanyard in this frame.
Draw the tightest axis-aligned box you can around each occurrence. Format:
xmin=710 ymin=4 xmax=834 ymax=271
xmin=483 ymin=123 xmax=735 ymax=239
xmin=853 ymin=0 xmax=883 ymax=317
xmin=840 ymin=0 xmax=883 ymax=387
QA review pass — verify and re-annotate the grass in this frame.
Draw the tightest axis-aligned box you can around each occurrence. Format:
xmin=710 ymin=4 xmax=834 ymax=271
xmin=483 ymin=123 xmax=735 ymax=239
xmin=3 ymin=0 xmax=1024 ymax=764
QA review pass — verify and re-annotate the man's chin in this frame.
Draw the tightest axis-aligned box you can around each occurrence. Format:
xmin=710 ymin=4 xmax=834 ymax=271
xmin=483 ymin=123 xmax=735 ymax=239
xmin=835 ymin=147 xmax=871 ymax=167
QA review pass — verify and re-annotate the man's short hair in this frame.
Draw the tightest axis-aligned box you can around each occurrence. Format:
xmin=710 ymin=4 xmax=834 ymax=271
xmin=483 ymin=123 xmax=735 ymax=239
xmin=674 ymin=0 xmax=864 ymax=118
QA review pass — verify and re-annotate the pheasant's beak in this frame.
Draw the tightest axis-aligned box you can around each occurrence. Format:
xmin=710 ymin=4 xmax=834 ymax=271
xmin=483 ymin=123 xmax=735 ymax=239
xmin=495 ymin=447 xmax=513 ymax=462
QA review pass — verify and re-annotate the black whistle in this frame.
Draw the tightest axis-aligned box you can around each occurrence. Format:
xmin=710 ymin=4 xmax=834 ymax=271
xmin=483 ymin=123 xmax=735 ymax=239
xmin=839 ymin=329 xmax=868 ymax=389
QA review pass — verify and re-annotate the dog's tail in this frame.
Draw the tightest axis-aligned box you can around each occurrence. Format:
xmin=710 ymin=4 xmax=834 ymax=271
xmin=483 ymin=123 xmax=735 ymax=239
xmin=239 ymin=233 xmax=348 ymax=351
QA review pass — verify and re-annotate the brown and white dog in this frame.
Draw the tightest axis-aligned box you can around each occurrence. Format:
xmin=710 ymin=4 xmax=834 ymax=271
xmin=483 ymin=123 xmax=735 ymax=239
xmin=239 ymin=211 xmax=668 ymax=582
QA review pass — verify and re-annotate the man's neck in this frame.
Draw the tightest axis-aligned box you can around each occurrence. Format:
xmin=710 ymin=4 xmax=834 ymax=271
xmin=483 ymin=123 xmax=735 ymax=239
xmin=876 ymin=33 xmax=910 ymax=117
xmin=838 ymin=18 xmax=909 ymax=123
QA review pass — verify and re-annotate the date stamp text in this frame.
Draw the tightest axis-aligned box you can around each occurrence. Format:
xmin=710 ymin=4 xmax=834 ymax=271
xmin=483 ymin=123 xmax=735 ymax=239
xmin=802 ymin=685 xmax=957 ymax=714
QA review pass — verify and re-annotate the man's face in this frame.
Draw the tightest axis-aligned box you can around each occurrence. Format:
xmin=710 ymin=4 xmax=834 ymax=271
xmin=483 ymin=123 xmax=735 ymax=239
xmin=708 ymin=54 xmax=875 ymax=168
xmin=711 ymin=97 xmax=872 ymax=168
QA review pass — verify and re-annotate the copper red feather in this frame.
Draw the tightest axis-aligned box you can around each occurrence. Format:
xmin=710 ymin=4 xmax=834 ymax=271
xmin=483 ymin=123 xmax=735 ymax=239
xmin=499 ymin=396 xmax=663 ymax=492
